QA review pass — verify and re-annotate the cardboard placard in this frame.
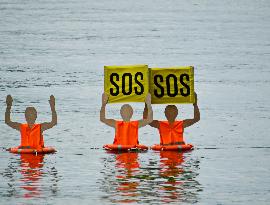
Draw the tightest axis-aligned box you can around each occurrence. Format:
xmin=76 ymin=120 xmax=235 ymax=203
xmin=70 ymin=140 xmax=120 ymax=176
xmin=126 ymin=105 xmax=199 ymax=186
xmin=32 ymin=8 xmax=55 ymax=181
xmin=149 ymin=66 xmax=194 ymax=104
xmin=104 ymin=65 xmax=149 ymax=103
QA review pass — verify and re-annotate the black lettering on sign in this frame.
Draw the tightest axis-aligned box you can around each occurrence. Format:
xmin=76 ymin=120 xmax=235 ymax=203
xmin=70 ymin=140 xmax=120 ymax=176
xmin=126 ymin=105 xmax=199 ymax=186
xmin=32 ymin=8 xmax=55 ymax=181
xmin=110 ymin=73 xmax=119 ymax=96
xmin=122 ymin=73 xmax=132 ymax=95
xmin=166 ymin=74 xmax=178 ymax=97
xmin=134 ymin=72 xmax=144 ymax=95
xmin=110 ymin=72 xmax=145 ymax=96
xmin=180 ymin=74 xmax=190 ymax=97
xmin=154 ymin=75 xmax=164 ymax=98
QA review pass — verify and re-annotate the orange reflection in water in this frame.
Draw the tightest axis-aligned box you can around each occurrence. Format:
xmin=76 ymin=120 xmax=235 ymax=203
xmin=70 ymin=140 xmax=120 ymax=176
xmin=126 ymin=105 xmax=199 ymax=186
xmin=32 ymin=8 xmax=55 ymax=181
xmin=115 ymin=152 xmax=140 ymax=203
xmin=20 ymin=154 xmax=44 ymax=198
xmin=159 ymin=151 xmax=184 ymax=202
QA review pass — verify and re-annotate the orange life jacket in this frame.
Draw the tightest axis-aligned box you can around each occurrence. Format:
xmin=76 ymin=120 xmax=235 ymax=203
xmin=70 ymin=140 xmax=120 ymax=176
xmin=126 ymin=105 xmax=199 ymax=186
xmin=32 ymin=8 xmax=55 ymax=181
xmin=20 ymin=124 xmax=44 ymax=149
xmin=113 ymin=121 xmax=139 ymax=145
xmin=158 ymin=121 xmax=184 ymax=145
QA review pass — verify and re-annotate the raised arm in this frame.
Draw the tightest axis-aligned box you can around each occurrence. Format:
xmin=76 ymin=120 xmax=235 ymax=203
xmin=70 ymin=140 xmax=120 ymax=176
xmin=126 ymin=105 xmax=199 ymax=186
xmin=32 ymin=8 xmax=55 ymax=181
xmin=41 ymin=95 xmax=58 ymax=132
xmin=183 ymin=92 xmax=200 ymax=128
xmin=143 ymin=103 xmax=159 ymax=128
xmin=100 ymin=93 xmax=116 ymax=128
xmin=5 ymin=95 xmax=21 ymax=131
xmin=139 ymin=93 xmax=153 ymax=128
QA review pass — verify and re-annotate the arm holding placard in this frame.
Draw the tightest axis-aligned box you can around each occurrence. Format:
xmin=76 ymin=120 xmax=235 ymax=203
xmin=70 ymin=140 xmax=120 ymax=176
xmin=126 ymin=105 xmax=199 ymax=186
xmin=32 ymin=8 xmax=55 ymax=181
xmin=139 ymin=93 xmax=153 ymax=128
xmin=100 ymin=93 xmax=116 ymax=128
xmin=143 ymin=104 xmax=159 ymax=129
xmin=183 ymin=92 xmax=200 ymax=128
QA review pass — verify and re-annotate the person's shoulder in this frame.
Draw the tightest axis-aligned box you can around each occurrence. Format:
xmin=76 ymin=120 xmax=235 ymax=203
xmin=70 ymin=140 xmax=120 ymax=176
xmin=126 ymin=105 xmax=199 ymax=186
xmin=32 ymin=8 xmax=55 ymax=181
xmin=19 ymin=123 xmax=28 ymax=130
xmin=131 ymin=120 xmax=139 ymax=123
xmin=175 ymin=120 xmax=184 ymax=125
xmin=115 ymin=120 xmax=123 ymax=124
xmin=131 ymin=120 xmax=140 ymax=126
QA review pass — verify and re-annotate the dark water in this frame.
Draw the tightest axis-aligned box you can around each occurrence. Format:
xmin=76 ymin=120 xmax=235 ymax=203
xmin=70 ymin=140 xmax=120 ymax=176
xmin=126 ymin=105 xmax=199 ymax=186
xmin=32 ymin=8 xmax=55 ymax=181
xmin=0 ymin=0 xmax=270 ymax=204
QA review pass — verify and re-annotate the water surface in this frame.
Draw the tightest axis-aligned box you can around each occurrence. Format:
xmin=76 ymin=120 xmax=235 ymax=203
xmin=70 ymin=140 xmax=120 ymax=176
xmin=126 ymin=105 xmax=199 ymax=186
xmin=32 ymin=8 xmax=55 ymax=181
xmin=0 ymin=0 xmax=270 ymax=204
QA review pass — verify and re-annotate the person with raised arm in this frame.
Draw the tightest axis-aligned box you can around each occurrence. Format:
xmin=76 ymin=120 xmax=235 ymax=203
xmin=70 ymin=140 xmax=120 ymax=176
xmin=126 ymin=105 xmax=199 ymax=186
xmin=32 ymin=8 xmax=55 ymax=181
xmin=100 ymin=93 xmax=153 ymax=146
xmin=144 ymin=92 xmax=200 ymax=145
xmin=5 ymin=95 xmax=57 ymax=150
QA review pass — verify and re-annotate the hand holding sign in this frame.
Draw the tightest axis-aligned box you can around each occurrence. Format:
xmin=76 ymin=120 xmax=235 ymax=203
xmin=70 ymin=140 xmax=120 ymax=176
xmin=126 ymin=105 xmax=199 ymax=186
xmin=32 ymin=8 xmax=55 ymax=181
xmin=145 ymin=93 xmax=151 ymax=105
xmin=102 ymin=93 xmax=109 ymax=105
xmin=193 ymin=92 xmax=197 ymax=105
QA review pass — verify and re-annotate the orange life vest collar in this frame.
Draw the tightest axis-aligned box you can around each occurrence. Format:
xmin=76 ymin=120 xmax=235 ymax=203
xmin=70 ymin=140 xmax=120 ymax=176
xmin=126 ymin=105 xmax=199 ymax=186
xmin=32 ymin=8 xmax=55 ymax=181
xmin=158 ymin=120 xmax=184 ymax=145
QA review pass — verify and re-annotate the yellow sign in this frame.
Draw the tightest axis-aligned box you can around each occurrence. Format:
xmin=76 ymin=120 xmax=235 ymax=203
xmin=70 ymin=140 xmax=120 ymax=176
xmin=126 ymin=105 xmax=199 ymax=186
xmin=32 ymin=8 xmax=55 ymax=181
xmin=149 ymin=66 xmax=194 ymax=104
xmin=104 ymin=65 xmax=149 ymax=103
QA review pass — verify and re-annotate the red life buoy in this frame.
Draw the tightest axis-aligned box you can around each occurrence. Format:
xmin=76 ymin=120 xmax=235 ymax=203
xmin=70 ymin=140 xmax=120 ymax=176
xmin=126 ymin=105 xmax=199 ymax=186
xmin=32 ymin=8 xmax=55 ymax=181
xmin=8 ymin=146 xmax=56 ymax=154
xmin=151 ymin=144 xmax=193 ymax=151
xmin=103 ymin=144 xmax=148 ymax=151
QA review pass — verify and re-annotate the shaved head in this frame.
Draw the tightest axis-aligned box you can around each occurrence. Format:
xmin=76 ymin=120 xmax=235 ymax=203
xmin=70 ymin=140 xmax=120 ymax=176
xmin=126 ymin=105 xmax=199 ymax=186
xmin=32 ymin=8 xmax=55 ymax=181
xmin=120 ymin=104 xmax=133 ymax=121
xmin=25 ymin=107 xmax=37 ymax=125
xmin=164 ymin=105 xmax=178 ymax=122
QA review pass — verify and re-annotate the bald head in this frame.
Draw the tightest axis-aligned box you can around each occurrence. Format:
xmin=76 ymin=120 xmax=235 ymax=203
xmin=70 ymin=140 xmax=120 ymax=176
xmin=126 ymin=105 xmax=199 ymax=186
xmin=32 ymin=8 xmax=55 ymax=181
xmin=164 ymin=105 xmax=178 ymax=122
xmin=25 ymin=107 xmax=37 ymax=124
xmin=120 ymin=104 xmax=133 ymax=121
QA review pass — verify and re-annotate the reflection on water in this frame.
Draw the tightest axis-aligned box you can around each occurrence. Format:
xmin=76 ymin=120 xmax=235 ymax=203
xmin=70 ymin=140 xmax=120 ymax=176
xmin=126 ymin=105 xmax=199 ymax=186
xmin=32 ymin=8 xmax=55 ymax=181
xmin=159 ymin=152 xmax=185 ymax=203
xmin=100 ymin=151 xmax=202 ymax=204
xmin=158 ymin=151 xmax=201 ymax=203
xmin=116 ymin=152 xmax=140 ymax=204
xmin=20 ymin=154 xmax=44 ymax=198
xmin=1 ymin=154 xmax=59 ymax=199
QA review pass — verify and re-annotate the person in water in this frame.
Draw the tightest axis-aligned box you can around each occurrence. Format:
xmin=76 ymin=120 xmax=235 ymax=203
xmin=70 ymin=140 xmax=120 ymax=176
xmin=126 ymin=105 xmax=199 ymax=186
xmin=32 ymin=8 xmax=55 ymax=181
xmin=100 ymin=93 xmax=153 ymax=145
xmin=144 ymin=92 xmax=200 ymax=145
xmin=5 ymin=95 xmax=57 ymax=149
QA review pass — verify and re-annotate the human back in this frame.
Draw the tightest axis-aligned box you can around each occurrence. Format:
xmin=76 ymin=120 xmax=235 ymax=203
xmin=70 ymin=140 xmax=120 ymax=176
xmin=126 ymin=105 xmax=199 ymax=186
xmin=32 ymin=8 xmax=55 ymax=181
xmin=20 ymin=123 xmax=44 ymax=149
xmin=100 ymin=93 xmax=153 ymax=146
xmin=114 ymin=120 xmax=139 ymax=145
xmin=158 ymin=120 xmax=184 ymax=145
xmin=5 ymin=95 xmax=58 ymax=149
xmin=144 ymin=92 xmax=200 ymax=145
